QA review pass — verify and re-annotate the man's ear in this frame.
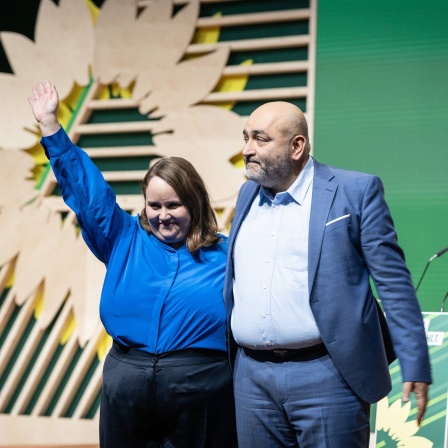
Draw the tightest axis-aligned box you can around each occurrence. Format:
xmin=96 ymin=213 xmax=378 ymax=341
xmin=291 ymin=135 xmax=307 ymax=160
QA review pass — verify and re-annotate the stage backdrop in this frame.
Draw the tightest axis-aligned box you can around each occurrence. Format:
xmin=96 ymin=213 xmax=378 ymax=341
xmin=0 ymin=0 xmax=447 ymax=446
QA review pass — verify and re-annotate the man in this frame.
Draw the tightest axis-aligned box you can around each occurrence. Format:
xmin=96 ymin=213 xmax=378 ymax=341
xmin=224 ymin=101 xmax=431 ymax=447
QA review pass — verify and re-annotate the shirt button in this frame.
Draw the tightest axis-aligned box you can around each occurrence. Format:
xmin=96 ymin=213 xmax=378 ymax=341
xmin=262 ymin=313 xmax=267 ymax=318
xmin=267 ymin=341 xmax=273 ymax=346
xmin=263 ymin=285 xmax=267 ymax=289
xmin=267 ymin=258 xmax=271 ymax=263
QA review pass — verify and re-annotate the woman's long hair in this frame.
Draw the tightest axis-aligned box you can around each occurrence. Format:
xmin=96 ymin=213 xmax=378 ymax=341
xmin=139 ymin=157 xmax=220 ymax=254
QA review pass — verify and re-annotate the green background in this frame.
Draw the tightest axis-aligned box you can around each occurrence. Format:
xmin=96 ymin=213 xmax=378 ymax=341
xmin=314 ymin=0 xmax=448 ymax=311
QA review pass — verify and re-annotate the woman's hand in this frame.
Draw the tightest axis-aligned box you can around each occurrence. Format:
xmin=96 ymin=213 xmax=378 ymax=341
xmin=28 ymin=81 xmax=61 ymax=136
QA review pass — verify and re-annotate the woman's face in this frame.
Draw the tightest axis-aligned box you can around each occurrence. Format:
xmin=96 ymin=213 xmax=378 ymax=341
xmin=145 ymin=176 xmax=191 ymax=248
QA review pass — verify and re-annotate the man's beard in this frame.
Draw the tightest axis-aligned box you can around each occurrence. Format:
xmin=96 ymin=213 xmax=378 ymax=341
xmin=245 ymin=146 xmax=293 ymax=190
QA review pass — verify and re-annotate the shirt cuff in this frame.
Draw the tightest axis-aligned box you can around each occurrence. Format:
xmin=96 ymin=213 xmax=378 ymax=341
xmin=40 ymin=127 xmax=73 ymax=159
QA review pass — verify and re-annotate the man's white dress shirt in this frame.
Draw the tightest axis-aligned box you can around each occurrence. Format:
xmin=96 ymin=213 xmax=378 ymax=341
xmin=232 ymin=157 xmax=323 ymax=349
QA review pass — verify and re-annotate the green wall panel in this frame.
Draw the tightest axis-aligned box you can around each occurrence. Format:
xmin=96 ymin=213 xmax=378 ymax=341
xmin=314 ymin=0 xmax=448 ymax=311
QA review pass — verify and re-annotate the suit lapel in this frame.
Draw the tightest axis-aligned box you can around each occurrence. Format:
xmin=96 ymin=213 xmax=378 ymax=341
xmin=224 ymin=181 xmax=259 ymax=313
xmin=228 ymin=181 xmax=260 ymax=253
xmin=308 ymin=160 xmax=337 ymax=298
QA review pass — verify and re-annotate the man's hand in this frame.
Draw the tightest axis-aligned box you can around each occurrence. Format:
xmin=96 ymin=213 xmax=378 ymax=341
xmin=402 ymin=381 xmax=429 ymax=426
xmin=28 ymin=81 xmax=61 ymax=136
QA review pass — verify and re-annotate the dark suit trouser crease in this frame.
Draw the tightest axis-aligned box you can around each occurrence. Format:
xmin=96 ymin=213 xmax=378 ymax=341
xmin=100 ymin=343 xmax=237 ymax=448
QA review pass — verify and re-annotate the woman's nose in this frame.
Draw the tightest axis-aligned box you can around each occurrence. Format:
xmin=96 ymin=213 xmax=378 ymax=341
xmin=159 ymin=208 xmax=171 ymax=220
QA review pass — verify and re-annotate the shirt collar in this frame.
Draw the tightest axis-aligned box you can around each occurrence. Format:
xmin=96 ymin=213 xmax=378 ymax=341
xmin=259 ymin=156 xmax=314 ymax=206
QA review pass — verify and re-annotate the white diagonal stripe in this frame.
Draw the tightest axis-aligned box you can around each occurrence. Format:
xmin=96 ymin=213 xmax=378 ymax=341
xmin=326 ymin=214 xmax=351 ymax=227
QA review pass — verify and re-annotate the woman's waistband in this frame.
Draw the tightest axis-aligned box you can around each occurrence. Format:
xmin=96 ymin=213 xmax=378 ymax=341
xmin=110 ymin=341 xmax=227 ymax=366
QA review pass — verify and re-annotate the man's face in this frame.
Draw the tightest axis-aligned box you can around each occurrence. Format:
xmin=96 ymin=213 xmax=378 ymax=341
xmin=242 ymin=111 xmax=294 ymax=193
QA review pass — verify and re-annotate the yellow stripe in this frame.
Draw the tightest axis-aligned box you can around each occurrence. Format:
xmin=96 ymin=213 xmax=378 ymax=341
xmin=420 ymin=409 xmax=447 ymax=427
xmin=60 ymin=311 xmax=75 ymax=344
xmin=97 ymin=331 xmax=113 ymax=361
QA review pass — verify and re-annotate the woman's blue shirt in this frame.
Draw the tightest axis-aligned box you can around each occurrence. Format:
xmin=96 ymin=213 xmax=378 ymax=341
xmin=41 ymin=128 xmax=228 ymax=353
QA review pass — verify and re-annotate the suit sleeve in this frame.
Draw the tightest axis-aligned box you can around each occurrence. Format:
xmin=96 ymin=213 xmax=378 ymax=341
xmin=359 ymin=175 xmax=431 ymax=383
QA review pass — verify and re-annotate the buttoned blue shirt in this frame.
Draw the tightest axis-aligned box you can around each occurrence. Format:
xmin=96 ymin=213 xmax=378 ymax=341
xmin=231 ymin=157 xmax=322 ymax=349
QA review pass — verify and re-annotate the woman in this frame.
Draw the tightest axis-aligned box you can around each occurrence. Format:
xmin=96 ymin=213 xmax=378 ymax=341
xmin=29 ymin=81 xmax=237 ymax=448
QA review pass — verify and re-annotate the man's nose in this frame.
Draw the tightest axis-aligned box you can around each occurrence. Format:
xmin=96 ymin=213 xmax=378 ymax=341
xmin=242 ymin=140 xmax=254 ymax=157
